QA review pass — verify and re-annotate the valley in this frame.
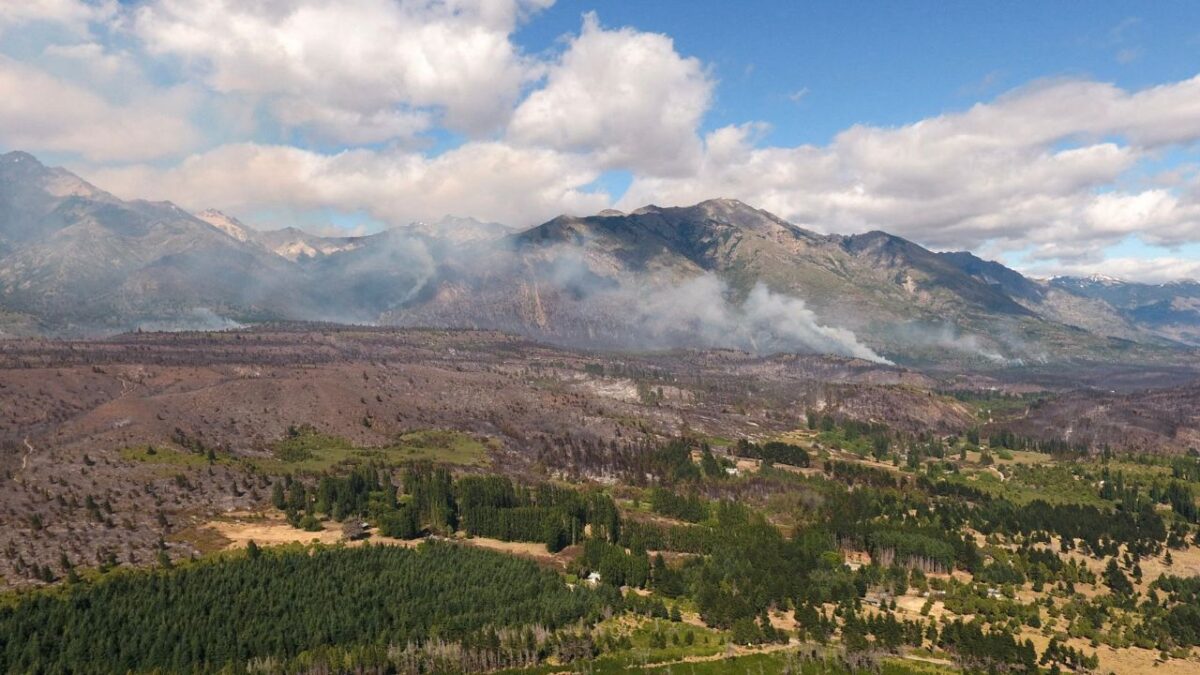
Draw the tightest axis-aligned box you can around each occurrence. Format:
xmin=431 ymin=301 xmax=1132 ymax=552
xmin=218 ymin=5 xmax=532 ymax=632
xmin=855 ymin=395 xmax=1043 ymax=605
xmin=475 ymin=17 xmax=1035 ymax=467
xmin=3 ymin=2 xmax=1199 ymax=673
xmin=1 ymin=147 xmax=1199 ymax=675
xmin=1 ymin=325 xmax=1199 ymax=673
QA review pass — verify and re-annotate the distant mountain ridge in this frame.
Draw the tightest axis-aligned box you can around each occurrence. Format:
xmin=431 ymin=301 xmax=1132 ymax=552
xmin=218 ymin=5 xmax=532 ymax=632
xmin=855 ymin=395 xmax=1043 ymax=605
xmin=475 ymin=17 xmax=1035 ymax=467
xmin=0 ymin=151 xmax=1196 ymax=365
xmin=392 ymin=199 xmax=1192 ymax=362
xmin=1048 ymin=275 xmax=1200 ymax=345
xmin=194 ymin=209 xmax=512 ymax=262
xmin=0 ymin=151 xmax=301 ymax=334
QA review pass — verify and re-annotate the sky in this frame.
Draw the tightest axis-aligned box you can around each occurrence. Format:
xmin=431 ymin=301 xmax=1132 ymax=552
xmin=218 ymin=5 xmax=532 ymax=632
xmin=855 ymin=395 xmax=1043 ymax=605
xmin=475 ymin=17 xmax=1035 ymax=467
xmin=2 ymin=1 xmax=1199 ymax=282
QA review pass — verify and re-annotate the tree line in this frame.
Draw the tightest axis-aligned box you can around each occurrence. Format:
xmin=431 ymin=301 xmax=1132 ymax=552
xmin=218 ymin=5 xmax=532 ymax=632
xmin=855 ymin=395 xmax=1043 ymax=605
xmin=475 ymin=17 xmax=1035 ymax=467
xmin=0 ymin=542 xmax=617 ymax=673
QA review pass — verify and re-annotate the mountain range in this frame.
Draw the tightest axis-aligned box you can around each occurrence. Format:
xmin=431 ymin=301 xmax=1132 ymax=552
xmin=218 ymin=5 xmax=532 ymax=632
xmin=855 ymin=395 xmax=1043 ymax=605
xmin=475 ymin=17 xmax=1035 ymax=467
xmin=1 ymin=150 xmax=1197 ymax=366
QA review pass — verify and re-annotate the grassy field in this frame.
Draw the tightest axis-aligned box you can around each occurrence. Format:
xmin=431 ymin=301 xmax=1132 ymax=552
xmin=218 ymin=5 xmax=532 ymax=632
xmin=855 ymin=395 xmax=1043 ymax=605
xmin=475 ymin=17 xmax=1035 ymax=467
xmin=117 ymin=445 xmax=226 ymax=478
xmin=939 ymin=462 xmax=1107 ymax=506
xmin=119 ymin=427 xmax=495 ymax=480
xmin=119 ymin=429 xmax=493 ymax=475
xmin=166 ymin=524 xmax=234 ymax=554
xmin=251 ymin=428 xmax=494 ymax=473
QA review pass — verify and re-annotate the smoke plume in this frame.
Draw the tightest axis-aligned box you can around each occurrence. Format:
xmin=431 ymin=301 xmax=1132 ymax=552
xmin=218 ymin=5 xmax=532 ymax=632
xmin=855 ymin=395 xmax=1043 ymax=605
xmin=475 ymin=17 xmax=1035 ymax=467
xmin=630 ymin=275 xmax=890 ymax=363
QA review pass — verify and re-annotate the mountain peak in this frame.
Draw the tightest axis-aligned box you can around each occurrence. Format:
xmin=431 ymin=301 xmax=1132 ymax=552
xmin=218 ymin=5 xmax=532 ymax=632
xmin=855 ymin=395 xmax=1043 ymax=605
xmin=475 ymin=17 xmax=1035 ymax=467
xmin=590 ymin=199 xmax=766 ymax=224
xmin=1 ymin=150 xmax=113 ymax=202
xmin=2 ymin=150 xmax=41 ymax=165
xmin=1 ymin=151 xmax=53 ymax=182
xmin=195 ymin=209 xmax=253 ymax=243
xmin=696 ymin=197 xmax=752 ymax=209
xmin=842 ymin=229 xmax=915 ymax=254
xmin=1052 ymin=273 xmax=1128 ymax=287
xmin=403 ymin=215 xmax=514 ymax=243
xmin=1163 ymin=278 xmax=1200 ymax=288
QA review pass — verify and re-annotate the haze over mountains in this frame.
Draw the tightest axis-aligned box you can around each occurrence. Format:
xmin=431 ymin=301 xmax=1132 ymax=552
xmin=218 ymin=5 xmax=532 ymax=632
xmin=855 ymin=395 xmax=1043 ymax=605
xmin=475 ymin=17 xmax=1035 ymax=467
xmin=1 ymin=150 xmax=1197 ymax=365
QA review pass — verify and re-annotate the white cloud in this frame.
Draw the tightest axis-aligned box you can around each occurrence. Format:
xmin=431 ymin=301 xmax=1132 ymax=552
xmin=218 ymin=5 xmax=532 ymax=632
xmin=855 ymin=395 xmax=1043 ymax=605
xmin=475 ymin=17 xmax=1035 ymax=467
xmin=0 ymin=0 xmax=115 ymax=34
xmin=1080 ymin=190 xmax=1200 ymax=244
xmin=508 ymin=12 xmax=712 ymax=175
xmin=0 ymin=56 xmax=198 ymax=162
xmin=1115 ymin=47 xmax=1141 ymax=64
xmin=620 ymin=76 xmax=1200 ymax=261
xmin=132 ymin=0 xmax=552 ymax=143
xmin=787 ymin=87 xmax=810 ymax=104
xmin=41 ymin=42 xmax=136 ymax=82
xmin=2 ymin=2 xmax=1198 ymax=279
xmin=1032 ymin=256 xmax=1200 ymax=284
xmin=270 ymin=101 xmax=432 ymax=147
xmin=85 ymin=141 xmax=610 ymax=227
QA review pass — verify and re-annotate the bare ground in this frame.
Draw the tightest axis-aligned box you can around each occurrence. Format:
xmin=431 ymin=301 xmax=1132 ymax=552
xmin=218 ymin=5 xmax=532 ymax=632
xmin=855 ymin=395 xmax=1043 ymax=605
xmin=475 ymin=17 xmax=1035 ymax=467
xmin=0 ymin=325 xmax=973 ymax=587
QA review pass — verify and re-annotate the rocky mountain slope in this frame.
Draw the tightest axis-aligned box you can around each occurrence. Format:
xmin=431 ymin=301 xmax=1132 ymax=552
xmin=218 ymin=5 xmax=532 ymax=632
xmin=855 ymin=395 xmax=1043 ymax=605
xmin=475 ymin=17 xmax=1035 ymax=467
xmin=389 ymin=200 xmax=1191 ymax=364
xmin=1 ymin=151 xmax=1197 ymax=366
xmin=0 ymin=152 xmax=300 ymax=335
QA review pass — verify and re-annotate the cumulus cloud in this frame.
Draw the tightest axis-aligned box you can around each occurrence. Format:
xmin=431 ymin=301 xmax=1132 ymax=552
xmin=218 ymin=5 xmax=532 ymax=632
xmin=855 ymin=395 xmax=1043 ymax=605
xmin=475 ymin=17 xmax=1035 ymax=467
xmin=620 ymin=76 xmax=1200 ymax=261
xmin=86 ymin=142 xmax=610 ymax=227
xmin=41 ymin=42 xmax=138 ymax=82
xmin=3 ymin=1 xmax=1200 ymax=279
xmin=0 ymin=0 xmax=115 ymax=34
xmin=132 ymin=0 xmax=552 ymax=142
xmin=269 ymin=101 xmax=432 ymax=147
xmin=508 ymin=12 xmax=712 ymax=175
xmin=0 ymin=56 xmax=198 ymax=162
xmin=1031 ymin=257 xmax=1200 ymax=284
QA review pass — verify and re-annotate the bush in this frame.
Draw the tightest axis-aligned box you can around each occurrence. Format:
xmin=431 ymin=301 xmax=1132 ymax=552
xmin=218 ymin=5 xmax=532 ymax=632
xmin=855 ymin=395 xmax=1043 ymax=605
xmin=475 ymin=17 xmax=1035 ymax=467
xmin=298 ymin=515 xmax=323 ymax=532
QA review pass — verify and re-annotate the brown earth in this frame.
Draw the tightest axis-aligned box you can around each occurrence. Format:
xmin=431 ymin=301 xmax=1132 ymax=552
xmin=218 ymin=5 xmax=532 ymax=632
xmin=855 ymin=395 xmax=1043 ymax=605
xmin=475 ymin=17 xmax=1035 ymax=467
xmin=0 ymin=325 xmax=972 ymax=587
xmin=1 ymin=324 xmax=1195 ymax=590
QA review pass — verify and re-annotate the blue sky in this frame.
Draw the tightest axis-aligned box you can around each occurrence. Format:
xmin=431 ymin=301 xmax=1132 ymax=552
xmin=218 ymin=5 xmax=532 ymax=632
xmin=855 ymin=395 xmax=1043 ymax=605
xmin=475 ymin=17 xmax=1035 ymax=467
xmin=518 ymin=1 xmax=1200 ymax=267
xmin=520 ymin=2 xmax=1200 ymax=147
xmin=1 ymin=1 xmax=1198 ymax=281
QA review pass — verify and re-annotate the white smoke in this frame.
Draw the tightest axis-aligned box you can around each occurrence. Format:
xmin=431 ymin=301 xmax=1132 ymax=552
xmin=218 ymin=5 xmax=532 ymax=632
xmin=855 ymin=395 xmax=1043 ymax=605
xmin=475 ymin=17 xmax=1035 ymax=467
xmin=629 ymin=275 xmax=891 ymax=363
xmin=135 ymin=307 xmax=245 ymax=332
xmin=891 ymin=321 xmax=1009 ymax=363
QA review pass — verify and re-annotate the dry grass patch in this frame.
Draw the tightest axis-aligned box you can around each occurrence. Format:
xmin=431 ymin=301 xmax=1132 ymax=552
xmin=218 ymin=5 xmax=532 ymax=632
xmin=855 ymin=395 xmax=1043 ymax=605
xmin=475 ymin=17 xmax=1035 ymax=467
xmin=204 ymin=515 xmax=425 ymax=551
xmin=454 ymin=534 xmax=575 ymax=570
xmin=168 ymin=524 xmax=233 ymax=554
xmin=207 ymin=516 xmax=343 ymax=548
xmin=1093 ymin=644 xmax=1200 ymax=675
xmin=1138 ymin=545 xmax=1200 ymax=585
